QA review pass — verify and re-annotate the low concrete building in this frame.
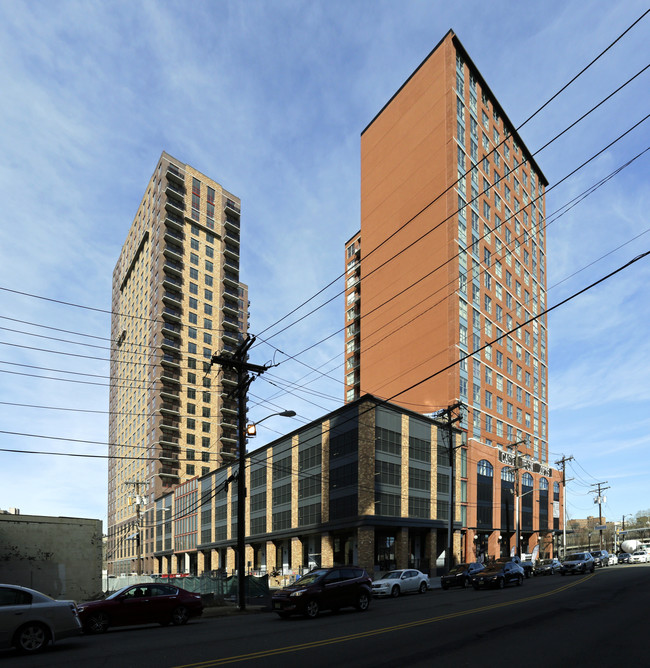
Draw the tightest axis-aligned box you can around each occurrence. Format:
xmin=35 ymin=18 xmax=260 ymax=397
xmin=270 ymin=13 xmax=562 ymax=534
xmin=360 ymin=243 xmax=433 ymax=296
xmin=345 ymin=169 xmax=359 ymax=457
xmin=0 ymin=510 xmax=102 ymax=600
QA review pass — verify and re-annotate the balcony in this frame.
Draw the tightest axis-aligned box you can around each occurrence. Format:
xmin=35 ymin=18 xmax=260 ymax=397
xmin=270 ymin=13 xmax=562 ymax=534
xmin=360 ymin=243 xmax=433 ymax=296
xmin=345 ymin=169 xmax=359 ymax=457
xmin=162 ymin=306 xmax=182 ymax=324
xmin=165 ymin=181 xmax=186 ymax=199
xmin=223 ymin=284 xmax=239 ymax=298
xmin=161 ymin=321 xmax=181 ymax=339
xmin=160 ymin=402 xmax=180 ymax=417
xmin=222 ymin=315 xmax=240 ymax=331
xmin=224 ymin=244 xmax=239 ymax=261
xmin=224 ymin=258 xmax=239 ymax=272
xmin=165 ymin=197 xmax=184 ymax=218
xmin=160 ymin=418 xmax=180 ymax=432
xmin=160 ymin=370 xmax=181 ymax=384
xmin=161 ymin=354 xmax=181 ymax=368
xmin=222 ymin=330 xmax=241 ymax=346
xmin=165 ymin=212 xmax=184 ymax=233
xmin=164 ymin=228 xmax=184 ymax=245
xmin=221 ymin=434 xmax=237 ymax=445
xmin=158 ymin=435 xmax=180 ymax=448
xmin=224 ymin=229 xmax=240 ymax=244
xmin=224 ymin=199 xmax=240 ymax=218
xmin=221 ymin=401 xmax=237 ymax=415
xmin=166 ymin=164 xmax=185 ymax=186
xmin=161 ymin=338 xmax=180 ymax=353
xmin=222 ymin=301 xmax=238 ymax=318
xmin=162 ymin=274 xmax=182 ymax=290
xmin=159 ymin=469 xmax=180 ymax=481
xmin=163 ymin=245 xmax=183 ymax=264
xmin=163 ymin=259 xmax=183 ymax=278
xmin=223 ymin=271 xmax=239 ymax=288
xmin=221 ymin=374 xmax=238 ymax=387
xmin=159 ymin=451 xmax=180 ymax=465
xmin=162 ymin=290 xmax=182 ymax=307
xmin=160 ymin=387 xmax=180 ymax=402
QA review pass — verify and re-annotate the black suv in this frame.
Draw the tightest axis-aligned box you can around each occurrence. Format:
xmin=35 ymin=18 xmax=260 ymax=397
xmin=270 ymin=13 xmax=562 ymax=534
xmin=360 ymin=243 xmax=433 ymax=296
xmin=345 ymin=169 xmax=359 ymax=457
xmin=272 ymin=567 xmax=372 ymax=619
xmin=590 ymin=550 xmax=609 ymax=567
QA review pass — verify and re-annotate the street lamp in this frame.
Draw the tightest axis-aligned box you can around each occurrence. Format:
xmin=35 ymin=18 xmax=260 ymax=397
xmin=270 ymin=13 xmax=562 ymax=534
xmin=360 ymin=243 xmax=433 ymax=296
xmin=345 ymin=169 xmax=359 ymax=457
xmin=246 ymin=410 xmax=297 ymax=437
xmin=236 ymin=408 xmax=296 ymax=611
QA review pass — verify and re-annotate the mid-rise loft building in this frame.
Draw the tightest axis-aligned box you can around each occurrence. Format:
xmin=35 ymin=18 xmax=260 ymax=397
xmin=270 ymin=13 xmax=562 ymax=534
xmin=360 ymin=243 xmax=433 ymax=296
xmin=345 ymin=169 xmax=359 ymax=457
xmin=344 ymin=31 xmax=559 ymax=560
xmin=107 ymin=151 xmax=248 ymax=575
xmin=151 ymin=395 xmax=464 ymax=576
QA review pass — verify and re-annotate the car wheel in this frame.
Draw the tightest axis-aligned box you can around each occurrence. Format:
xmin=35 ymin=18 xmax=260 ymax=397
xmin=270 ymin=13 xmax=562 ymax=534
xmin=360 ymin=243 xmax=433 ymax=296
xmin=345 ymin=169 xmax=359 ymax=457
xmin=171 ymin=605 xmax=190 ymax=626
xmin=473 ymin=583 xmax=480 ymax=591
xmin=356 ymin=591 xmax=370 ymax=612
xmin=418 ymin=581 xmax=427 ymax=594
xmin=442 ymin=583 xmax=449 ymax=590
xmin=390 ymin=585 xmax=400 ymax=598
xmin=561 ymin=571 xmax=566 ymax=576
xmin=591 ymin=565 xmax=595 ymax=573
xmin=305 ymin=599 xmax=320 ymax=619
xmin=462 ymin=577 xmax=470 ymax=589
xmin=85 ymin=612 xmax=110 ymax=634
xmin=517 ymin=575 xmax=523 ymax=586
xmin=14 ymin=623 xmax=49 ymax=653
xmin=276 ymin=612 xmax=290 ymax=619
xmin=498 ymin=578 xmax=505 ymax=589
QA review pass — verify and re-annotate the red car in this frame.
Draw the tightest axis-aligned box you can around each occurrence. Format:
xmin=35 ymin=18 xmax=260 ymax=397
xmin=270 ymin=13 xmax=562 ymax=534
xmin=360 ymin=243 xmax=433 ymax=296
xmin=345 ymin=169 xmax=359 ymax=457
xmin=77 ymin=583 xmax=203 ymax=633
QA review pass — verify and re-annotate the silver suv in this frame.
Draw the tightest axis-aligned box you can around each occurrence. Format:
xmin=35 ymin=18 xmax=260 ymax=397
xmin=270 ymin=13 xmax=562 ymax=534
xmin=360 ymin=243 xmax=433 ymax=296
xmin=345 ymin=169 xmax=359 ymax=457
xmin=560 ymin=552 xmax=595 ymax=575
xmin=590 ymin=550 xmax=609 ymax=568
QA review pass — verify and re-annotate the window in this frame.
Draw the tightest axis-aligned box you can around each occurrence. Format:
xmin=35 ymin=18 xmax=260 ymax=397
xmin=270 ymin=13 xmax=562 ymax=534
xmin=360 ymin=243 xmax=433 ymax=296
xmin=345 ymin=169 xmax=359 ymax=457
xmin=190 ymin=253 xmax=199 ymax=265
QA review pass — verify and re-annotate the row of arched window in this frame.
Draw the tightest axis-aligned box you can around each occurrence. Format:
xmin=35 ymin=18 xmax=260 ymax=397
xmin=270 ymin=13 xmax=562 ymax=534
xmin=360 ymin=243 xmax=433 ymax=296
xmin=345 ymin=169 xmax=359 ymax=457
xmin=475 ymin=460 xmax=559 ymax=531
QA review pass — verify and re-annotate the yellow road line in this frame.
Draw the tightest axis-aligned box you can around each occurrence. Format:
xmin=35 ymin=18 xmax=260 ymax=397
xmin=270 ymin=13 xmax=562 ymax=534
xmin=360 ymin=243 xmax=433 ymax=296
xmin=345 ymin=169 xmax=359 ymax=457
xmin=174 ymin=574 xmax=595 ymax=667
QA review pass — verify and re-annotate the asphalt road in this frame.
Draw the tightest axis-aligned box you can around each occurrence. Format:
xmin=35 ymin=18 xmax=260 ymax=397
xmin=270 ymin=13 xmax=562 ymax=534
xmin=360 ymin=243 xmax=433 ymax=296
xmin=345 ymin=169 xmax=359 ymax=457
xmin=4 ymin=564 xmax=649 ymax=667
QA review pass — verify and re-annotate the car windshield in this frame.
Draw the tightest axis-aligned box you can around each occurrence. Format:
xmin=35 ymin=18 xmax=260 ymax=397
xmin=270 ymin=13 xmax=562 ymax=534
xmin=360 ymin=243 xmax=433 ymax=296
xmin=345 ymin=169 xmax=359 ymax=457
xmin=539 ymin=559 xmax=553 ymax=565
xmin=379 ymin=571 xmax=403 ymax=580
xmin=106 ymin=586 xmax=133 ymax=600
xmin=481 ymin=565 xmax=503 ymax=574
xmin=568 ymin=553 xmax=586 ymax=560
xmin=447 ymin=565 xmax=468 ymax=575
xmin=293 ymin=569 xmax=329 ymax=586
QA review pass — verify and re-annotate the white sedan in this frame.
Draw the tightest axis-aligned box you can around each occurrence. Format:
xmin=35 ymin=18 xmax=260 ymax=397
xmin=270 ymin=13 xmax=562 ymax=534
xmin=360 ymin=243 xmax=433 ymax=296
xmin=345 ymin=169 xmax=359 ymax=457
xmin=630 ymin=551 xmax=648 ymax=564
xmin=372 ymin=569 xmax=430 ymax=597
xmin=0 ymin=584 xmax=81 ymax=653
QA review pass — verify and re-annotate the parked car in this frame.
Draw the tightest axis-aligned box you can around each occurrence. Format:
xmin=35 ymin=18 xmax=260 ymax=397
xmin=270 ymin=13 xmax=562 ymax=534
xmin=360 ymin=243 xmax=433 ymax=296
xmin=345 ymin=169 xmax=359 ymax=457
xmin=440 ymin=562 xmax=484 ymax=590
xmin=559 ymin=552 xmax=595 ymax=575
xmin=0 ymin=584 xmax=81 ymax=654
xmin=608 ymin=553 xmax=618 ymax=566
xmin=630 ymin=551 xmax=648 ymax=564
xmin=618 ymin=552 xmax=632 ymax=564
xmin=492 ymin=556 xmax=533 ymax=578
xmin=533 ymin=558 xmax=562 ymax=576
xmin=371 ymin=569 xmax=429 ymax=597
xmin=77 ymin=583 xmax=203 ymax=633
xmin=471 ymin=561 xmax=524 ymax=590
xmin=272 ymin=567 xmax=372 ymax=619
xmin=590 ymin=550 xmax=610 ymax=568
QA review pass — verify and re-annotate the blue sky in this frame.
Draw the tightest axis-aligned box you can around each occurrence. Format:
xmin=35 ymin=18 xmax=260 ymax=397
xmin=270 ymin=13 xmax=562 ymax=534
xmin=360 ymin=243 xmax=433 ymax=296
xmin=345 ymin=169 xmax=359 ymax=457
xmin=0 ymin=0 xmax=648 ymax=530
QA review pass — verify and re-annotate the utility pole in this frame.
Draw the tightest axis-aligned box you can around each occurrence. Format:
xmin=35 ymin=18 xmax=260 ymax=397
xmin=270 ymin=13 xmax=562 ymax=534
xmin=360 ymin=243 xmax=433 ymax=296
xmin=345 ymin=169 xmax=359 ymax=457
xmin=554 ymin=455 xmax=573 ymax=559
xmin=441 ymin=402 xmax=463 ymax=573
xmin=507 ymin=437 xmax=528 ymax=558
xmin=590 ymin=481 xmax=610 ymax=550
xmin=126 ymin=480 xmax=146 ymax=575
xmin=211 ymin=335 xmax=269 ymax=611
